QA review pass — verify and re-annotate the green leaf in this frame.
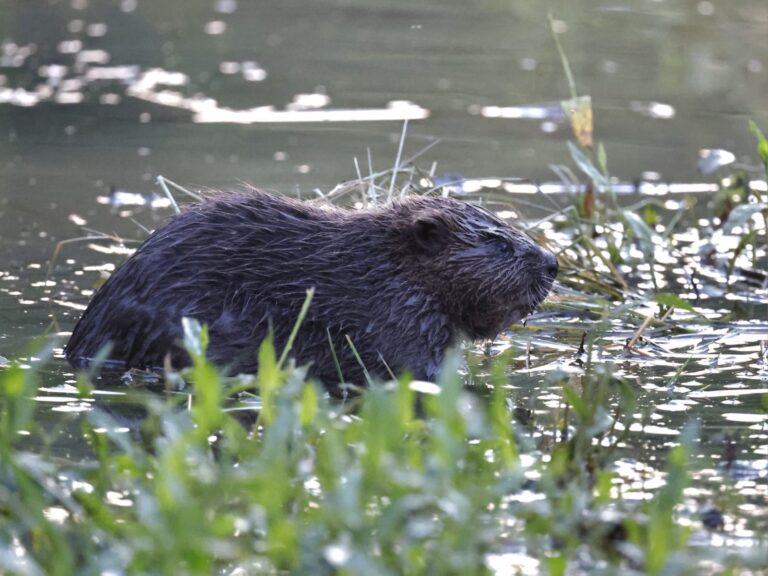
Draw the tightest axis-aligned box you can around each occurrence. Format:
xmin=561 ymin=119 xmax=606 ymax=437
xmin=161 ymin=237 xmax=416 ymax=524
xmin=562 ymin=381 xmax=587 ymax=420
xmin=257 ymin=337 xmax=281 ymax=426
xmin=567 ymin=141 xmax=610 ymax=188
xmin=299 ymin=383 xmax=318 ymax=426
xmin=597 ymin=141 xmax=608 ymax=175
xmin=606 ymin=238 xmax=622 ymax=265
xmin=727 ymin=229 xmax=757 ymax=279
xmin=653 ymin=292 xmax=704 ymax=318
xmin=489 ymin=356 xmax=519 ymax=466
xmin=643 ymin=205 xmax=658 ymax=227
xmin=0 ymin=340 xmax=56 ymax=439
xmin=1 ymin=365 xmax=35 ymax=436
xmin=749 ymin=120 xmax=768 ymax=166
xmin=547 ymin=554 xmax=567 ymax=576
xmin=395 ymin=373 xmax=415 ymax=430
xmin=278 ymin=287 xmax=314 ymax=368
xmin=596 ymin=470 xmax=614 ymax=504
xmin=182 ymin=317 xmax=208 ymax=358
xmin=190 ymin=360 xmax=222 ymax=433
xmin=722 ymin=202 xmax=767 ymax=234
xmin=623 ymin=210 xmax=655 ymax=258
xmin=2 ymin=364 xmax=25 ymax=397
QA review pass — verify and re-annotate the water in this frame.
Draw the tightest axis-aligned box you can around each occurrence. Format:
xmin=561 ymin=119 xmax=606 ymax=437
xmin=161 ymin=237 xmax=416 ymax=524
xmin=1 ymin=0 xmax=767 ymax=565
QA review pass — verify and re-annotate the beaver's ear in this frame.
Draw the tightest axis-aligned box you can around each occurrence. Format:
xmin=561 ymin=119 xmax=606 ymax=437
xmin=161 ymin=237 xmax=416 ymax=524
xmin=411 ymin=212 xmax=449 ymax=254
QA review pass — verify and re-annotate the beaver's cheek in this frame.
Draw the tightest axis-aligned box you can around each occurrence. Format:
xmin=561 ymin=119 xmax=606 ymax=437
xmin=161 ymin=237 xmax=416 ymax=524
xmin=490 ymin=305 xmax=528 ymax=334
xmin=504 ymin=309 xmax=526 ymax=327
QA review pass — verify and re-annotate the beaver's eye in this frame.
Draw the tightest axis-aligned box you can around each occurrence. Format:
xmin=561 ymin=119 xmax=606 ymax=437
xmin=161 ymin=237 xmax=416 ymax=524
xmin=487 ymin=236 xmax=514 ymax=255
xmin=497 ymin=240 xmax=515 ymax=255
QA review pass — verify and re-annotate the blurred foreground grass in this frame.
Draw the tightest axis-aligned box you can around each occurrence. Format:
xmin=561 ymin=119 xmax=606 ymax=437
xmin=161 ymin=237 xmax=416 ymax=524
xmin=2 ymin=317 xmax=766 ymax=575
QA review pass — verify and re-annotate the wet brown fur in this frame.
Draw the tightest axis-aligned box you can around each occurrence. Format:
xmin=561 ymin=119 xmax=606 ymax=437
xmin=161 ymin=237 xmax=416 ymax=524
xmin=65 ymin=191 xmax=557 ymax=385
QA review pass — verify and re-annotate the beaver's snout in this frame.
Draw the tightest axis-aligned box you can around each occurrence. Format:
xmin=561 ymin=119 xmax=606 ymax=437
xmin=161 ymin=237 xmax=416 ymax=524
xmin=513 ymin=243 xmax=557 ymax=323
xmin=516 ymin=243 xmax=558 ymax=294
xmin=541 ymin=250 xmax=559 ymax=280
xmin=522 ymin=244 xmax=558 ymax=280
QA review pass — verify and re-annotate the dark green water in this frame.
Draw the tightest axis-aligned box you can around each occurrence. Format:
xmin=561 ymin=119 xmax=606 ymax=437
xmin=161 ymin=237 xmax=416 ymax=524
xmin=1 ymin=0 xmax=766 ymax=565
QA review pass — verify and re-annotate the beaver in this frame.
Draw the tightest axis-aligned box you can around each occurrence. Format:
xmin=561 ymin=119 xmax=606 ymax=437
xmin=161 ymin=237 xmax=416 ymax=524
xmin=65 ymin=191 xmax=557 ymax=385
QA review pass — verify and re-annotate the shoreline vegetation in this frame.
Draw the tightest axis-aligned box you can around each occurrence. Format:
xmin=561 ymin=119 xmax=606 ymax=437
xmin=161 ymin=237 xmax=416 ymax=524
xmin=2 ymin=306 xmax=767 ymax=574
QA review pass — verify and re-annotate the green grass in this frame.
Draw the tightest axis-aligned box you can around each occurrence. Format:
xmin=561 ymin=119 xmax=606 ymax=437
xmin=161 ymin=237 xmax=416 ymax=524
xmin=2 ymin=315 xmax=766 ymax=575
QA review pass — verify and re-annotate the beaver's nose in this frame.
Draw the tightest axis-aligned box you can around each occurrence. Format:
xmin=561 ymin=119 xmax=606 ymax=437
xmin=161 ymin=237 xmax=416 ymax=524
xmin=542 ymin=250 xmax=558 ymax=279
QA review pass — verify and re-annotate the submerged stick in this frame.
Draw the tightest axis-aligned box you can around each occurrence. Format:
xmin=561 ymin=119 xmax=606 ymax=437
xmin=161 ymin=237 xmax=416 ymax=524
xmin=625 ymin=306 xmax=673 ymax=351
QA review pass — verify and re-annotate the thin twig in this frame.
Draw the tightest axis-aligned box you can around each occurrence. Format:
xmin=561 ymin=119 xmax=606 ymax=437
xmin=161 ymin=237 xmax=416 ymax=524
xmin=389 ymin=119 xmax=409 ymax=200
xmin=548 ymin=12 xmax=578 ymax=100
xmin=156 ymin=176 xmax=181 ymax=214
xmin=625 ymin=305 xmax=673 ymax=351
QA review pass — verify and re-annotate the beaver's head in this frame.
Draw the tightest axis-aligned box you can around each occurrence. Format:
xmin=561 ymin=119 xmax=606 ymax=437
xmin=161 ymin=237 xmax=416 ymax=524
xmin=397 ymin=197 xmax=557 ymax=339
